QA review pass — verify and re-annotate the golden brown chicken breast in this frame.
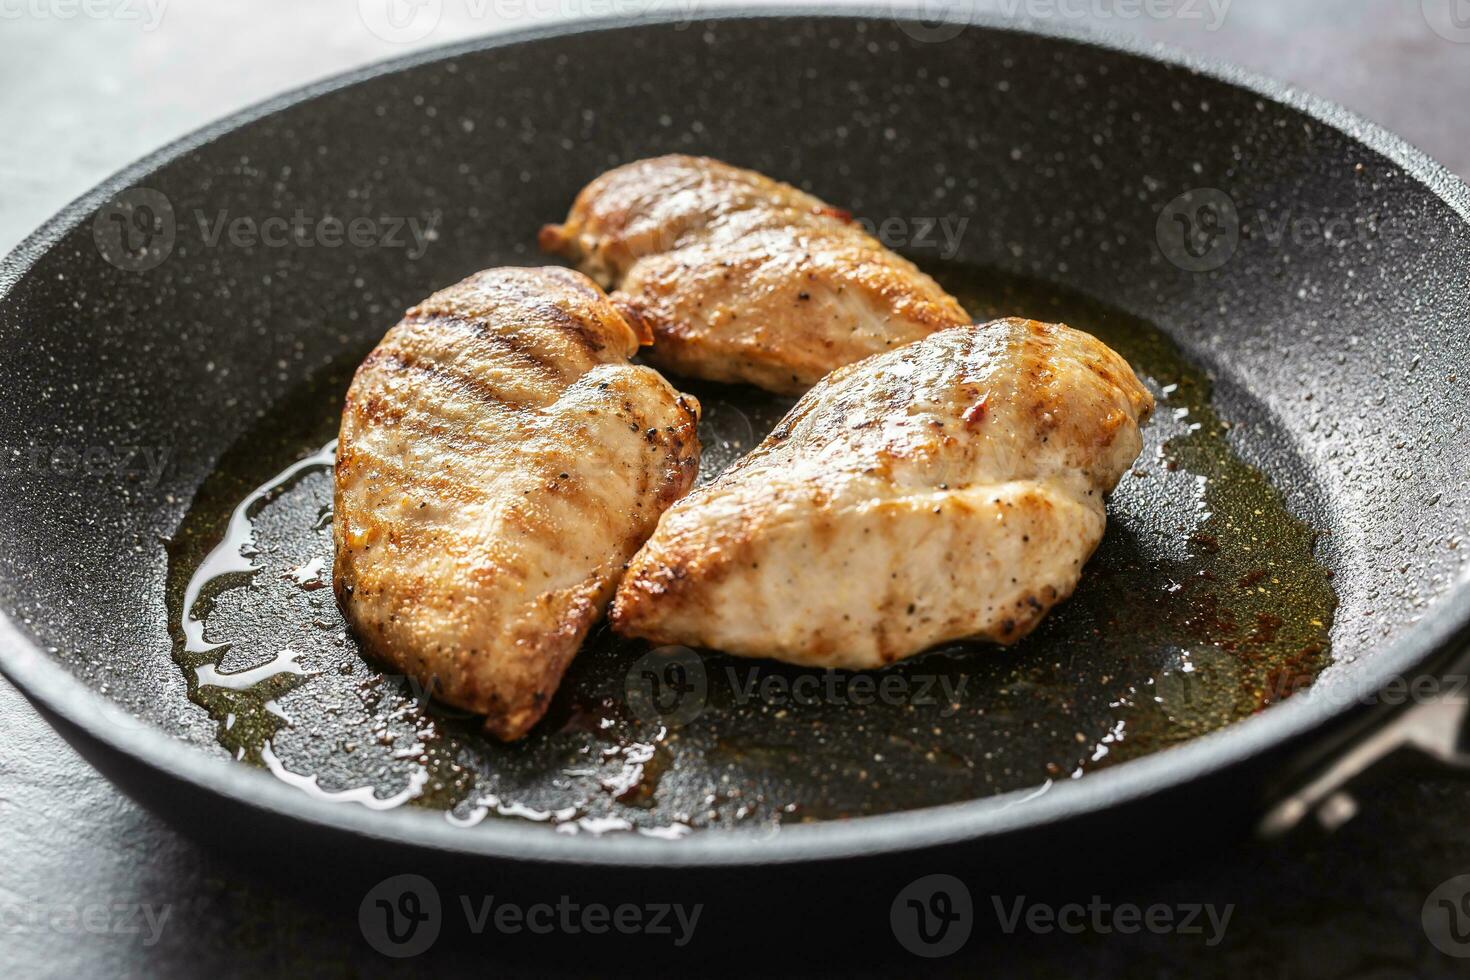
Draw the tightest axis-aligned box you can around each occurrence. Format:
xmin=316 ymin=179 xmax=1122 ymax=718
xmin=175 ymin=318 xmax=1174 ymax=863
xmin=612 ymin=318 xmax=1153 ymax=667
xmin=540 ymin=154 xmax=971 ymax=394
xmin=333 ymin=267 xmax=700 ymax=739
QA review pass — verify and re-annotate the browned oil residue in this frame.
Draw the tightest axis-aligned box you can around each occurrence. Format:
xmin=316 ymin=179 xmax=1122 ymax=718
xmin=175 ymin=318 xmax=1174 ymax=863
xmin=164 ymin=261 xmax=1337 ymax=831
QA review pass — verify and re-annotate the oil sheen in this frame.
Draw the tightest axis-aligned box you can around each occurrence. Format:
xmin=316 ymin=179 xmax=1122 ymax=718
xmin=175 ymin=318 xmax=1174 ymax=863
xmin=166 ymin=264 xmax=1338 ymax=833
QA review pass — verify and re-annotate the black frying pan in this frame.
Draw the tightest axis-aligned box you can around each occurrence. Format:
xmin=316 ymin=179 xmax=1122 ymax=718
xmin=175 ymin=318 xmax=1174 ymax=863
xmin=2 ymin=6 xmax=1469 ymax=925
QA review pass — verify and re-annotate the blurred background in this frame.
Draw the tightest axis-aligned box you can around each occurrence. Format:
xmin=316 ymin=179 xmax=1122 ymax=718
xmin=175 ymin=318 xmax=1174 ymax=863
xmin=1 ymin=1 xmax=1469 ymax=976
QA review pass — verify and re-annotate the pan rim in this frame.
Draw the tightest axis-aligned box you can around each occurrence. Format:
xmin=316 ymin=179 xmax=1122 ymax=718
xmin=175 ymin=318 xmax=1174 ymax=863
xmin=1 ymin=4 xmax=1468 ymax=868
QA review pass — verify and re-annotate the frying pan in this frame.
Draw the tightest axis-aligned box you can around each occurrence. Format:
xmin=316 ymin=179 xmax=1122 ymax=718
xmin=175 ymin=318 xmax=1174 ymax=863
xmin=1 ymin=5 xmax=1468 ymax=928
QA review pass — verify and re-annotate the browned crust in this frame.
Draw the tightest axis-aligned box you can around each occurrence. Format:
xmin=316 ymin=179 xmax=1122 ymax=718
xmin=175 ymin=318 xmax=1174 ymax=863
xmin=539 ymin=155 xmax=972 ymax=393
xmin=333 ymin=266 xmax=702 ymax=740
xmin=609 ymin=319 xmax=1154 ymax=665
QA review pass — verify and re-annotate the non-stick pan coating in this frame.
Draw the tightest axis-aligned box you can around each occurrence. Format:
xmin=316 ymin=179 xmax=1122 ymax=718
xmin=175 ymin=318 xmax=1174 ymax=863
xmin=0 ymin=10 xmax=1467 ymax=866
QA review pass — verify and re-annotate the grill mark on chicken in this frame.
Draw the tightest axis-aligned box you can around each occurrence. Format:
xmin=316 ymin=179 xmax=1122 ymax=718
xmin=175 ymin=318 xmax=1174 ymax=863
xmin=612 ymin=318 xmax=1153 ymax=668
xmin=425 ymin=316 xmax=574 ymax=382
xmin=362 ymin=347 xmax=535 ymax=417
xmin=334 ymin=267 xmax=701 ymax=740
xmin=542 ymin=155 xmax=973 ymax=394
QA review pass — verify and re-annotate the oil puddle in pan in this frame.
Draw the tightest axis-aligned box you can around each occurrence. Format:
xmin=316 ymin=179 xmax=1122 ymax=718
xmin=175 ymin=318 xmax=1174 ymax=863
xmin=165 ymin=263 xmax=1336 ymax=833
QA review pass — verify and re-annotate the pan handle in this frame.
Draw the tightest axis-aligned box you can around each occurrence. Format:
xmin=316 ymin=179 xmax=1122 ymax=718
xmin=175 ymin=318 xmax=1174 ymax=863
xmin=1258 ymin=651 xmax=1470 ymax=837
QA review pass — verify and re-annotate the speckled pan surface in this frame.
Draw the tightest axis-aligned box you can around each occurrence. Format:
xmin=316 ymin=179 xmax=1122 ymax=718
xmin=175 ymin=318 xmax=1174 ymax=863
xmin=0 ymin=9 xmax=1467 ymax=865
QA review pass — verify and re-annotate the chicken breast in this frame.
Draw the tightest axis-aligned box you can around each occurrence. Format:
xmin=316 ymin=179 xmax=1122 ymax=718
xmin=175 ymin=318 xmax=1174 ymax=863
xmin=612 ymin=319 xmax=1154 ymax=667
xmin=539 ymin=155 xmax=971 ymax=394
xmin=333 ymin=267 xmax=701 ymax=740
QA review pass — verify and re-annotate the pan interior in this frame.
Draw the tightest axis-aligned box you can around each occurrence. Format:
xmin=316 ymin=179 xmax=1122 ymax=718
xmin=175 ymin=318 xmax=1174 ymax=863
xmin=0 ymin=15 xmax=1466 ymax=850
xmin=163 ymin=262 xmax=1336 ymax=834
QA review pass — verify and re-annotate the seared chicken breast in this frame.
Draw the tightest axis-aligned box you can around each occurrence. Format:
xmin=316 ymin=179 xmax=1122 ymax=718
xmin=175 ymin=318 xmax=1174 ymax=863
xmin=612 ymin=319 xmax=1153 ymax=667
xmin=540 ymin=155 xmax=971 ymax=394
xmin=333 ymin=267 xmax=700 ymax=740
